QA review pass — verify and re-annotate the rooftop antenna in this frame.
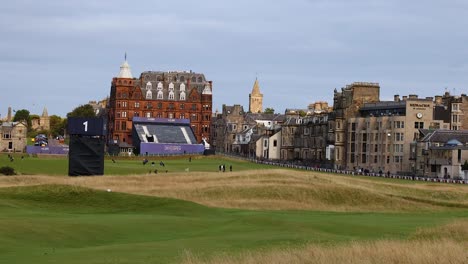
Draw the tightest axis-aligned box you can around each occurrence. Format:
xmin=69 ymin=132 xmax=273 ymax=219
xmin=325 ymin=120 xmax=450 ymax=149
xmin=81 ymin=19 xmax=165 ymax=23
xmin=124 ymin=52 xmax=127 ymax=61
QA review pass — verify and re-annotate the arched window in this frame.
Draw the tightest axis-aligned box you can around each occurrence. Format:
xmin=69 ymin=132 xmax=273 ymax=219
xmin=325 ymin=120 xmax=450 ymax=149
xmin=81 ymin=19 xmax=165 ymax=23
xmin=168 ymin=91 xmax=175 ymax=100
xmin=180 ymin=76 xmax=185 ymax=82
xmin=197 ymin=76 xmax=202 ymax=82
xmin=180 ymin=92 xmax=186 ymax=101
xmin=173 ymin=76 xmax=177 ymax=82
xmin=146 ymin=90 xmax=152 ymax=99
xmin=169 ymin=82 xmax=174 ymax=91
xmin=191 ymin=76 xmax=196 ymax=82
xmin=157 ymin=91 xmax=163 ymax=100
xmin=157 ymin=82 xmax=163 ymax=90
xmin=179 ymin=83 xmax=185 ymax=91
xmin=146 ymin=81 xmax=152 ymax=90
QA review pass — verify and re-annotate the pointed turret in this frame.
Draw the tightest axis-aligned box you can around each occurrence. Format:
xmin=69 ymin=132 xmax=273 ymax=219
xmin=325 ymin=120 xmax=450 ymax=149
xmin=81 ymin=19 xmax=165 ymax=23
xmin=117 ymin=54 xmax=133 ymax=78
xmin=249 ymin=78 xmax=263 ymax=113
xmin=42 ymin=107 xmax=48 ymax=117
xmin=251 ymin=78 xmax=261 ymax=95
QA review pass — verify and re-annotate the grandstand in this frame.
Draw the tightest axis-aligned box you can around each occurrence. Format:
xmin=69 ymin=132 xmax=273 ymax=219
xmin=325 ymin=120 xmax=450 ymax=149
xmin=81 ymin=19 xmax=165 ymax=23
xmin=132 ymin=117 xmax=205 ymax=155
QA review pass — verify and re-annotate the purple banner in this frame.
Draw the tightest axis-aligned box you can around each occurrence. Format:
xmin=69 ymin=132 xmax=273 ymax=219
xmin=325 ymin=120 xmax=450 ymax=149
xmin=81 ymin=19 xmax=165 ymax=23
xmin=26 ymin=146 xmax=69 ymax=155
xmin=140 ymin=143 xmax=204 ymax=155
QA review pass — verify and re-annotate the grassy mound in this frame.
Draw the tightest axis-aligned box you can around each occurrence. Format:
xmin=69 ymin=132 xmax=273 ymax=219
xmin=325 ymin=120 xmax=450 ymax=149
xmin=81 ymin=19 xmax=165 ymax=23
xmin=0 ymin=184 xmax=467 ymax=263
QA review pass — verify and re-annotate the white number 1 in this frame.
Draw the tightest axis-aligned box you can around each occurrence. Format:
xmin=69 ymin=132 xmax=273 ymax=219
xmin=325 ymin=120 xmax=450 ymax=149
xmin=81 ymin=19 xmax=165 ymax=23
xmin=83 ymin=121 xmax=88 ymax=132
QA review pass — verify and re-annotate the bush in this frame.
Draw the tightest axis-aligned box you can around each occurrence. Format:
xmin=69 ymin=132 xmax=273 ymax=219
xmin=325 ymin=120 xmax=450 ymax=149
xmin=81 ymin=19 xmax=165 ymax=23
xmin=461 ymin=160 xmax=468 ymax=171
xmin=0 ymin=166 xmax=16 ymax=176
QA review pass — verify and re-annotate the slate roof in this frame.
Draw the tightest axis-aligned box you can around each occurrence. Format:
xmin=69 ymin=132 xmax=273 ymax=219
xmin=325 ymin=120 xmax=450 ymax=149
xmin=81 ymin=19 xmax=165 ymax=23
xmin=421 ymin=130 xmax=468 ymax=144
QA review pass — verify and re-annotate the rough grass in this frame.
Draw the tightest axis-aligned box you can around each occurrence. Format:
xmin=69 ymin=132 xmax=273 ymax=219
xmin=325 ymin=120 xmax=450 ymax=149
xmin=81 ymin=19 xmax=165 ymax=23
xmin=1 ymin=169 xmax=467 ymax=212
xmin=181 ymin=220 xmax=468 ymax=264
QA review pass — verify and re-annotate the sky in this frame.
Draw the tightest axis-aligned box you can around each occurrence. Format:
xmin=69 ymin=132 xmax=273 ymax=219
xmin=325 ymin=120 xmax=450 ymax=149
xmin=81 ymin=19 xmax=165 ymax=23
xmin=1 ymin=0 xmax=468 ymax=118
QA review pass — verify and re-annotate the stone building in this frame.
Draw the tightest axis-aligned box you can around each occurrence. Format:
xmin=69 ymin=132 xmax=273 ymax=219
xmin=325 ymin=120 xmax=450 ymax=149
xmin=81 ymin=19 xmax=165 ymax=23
xmin=31 ymin=107 xmax=50 ymax=131
xmin=330 ymin=82 xmax=380 ymax=169
xmin=1 ymin=121 xmax=27 ymax=152
xmin=281 ymin=116 xmax=303 ymax=160
xmin=107 ymin=59 xmax=213 ymax=147
xmin=293 ymin=102 xmax=333 ymax=167
xmin=213 ymin=104 xmax=246 ymax=153
xmin=439 ymin=92 xmax=468 ymax=130
xmin=413 ymin=130 xmax=468 ymax=179
xmin=249 ymin=79 xmax=263 ymax=113
xmin=347 ymin=95 xmax=449 ymax=174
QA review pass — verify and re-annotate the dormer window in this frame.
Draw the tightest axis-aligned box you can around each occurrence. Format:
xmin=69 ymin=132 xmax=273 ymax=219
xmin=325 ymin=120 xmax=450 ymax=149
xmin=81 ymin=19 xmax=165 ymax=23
xmin=157 ymin=91 xmax=163 ymax=100
xmin=180 ymin=92 xmax=186 ymax=100
xmin=146 ymin=82 xmax=152 ymax=90
xmin=168 ymin=91 xmax=175 ymax=100
xmin=146 ymin=90 xmax=152 ymax=99
xmin=180 ymin=83 xmax=186 ymax=91
xmin=157 ymin=82 xmax=163 ymax=90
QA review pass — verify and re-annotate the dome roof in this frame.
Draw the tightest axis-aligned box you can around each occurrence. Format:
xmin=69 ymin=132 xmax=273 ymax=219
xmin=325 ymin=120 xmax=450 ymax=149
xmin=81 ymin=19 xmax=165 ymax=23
xmin=118 ymin=60 xmax=133 ymax=78
xmin=446 ymin=139 xmax=463 ymax=146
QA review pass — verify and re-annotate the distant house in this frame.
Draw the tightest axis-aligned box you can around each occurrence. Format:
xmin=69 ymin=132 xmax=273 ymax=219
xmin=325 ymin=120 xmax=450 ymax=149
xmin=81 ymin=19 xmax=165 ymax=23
xmin=413 ymin=130 xmax=468 ymax=179
xmin=1 ymin=121 xmax=27 ymax=152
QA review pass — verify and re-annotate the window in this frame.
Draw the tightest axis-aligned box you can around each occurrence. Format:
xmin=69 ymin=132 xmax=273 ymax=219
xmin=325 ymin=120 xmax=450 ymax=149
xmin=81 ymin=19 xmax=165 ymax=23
xmin=374 ymin=156 xmax=378 ymax=163
xmin=168 ymin=92 xmax=175 ymax=100
xmin=157 ymin=103 xmax=162 ymax=109
xmin=180 ymin=92 xmax=186 ymax=100
xmin=414 ymin=122 xmax=424 ymax=129
xmin=134 ymin=112 xmax=139 ymax=117
xmin=394 ymin=121 xmax=404 ymax=128
xmin=264 ymin=140 xmax=268 ymax=147
xmin=157 ymin=91 xmax=163 ymax=99
xmin=393 ymin=144 xmax=404 ymax=152
xmin=122 ymin=101 xmax=127 ymax=107
xmin=146 ymin=82 xmax=152 ymax=90
xmin=3 ymin=131 xmax=11 ymax=139
xmin=121 ymin=121 xmax=126 ymax=130
xmin=146 ymin=90 xmax=152 ymax=99
xmin=395 ymin=133 xmax=404 ymax=141
xmin=452 ymin=114 xmax=460 ymax=123
xmin=452 ymin=103 xmax=460 ymax=111
xmin=374 ymin=144 xmax=378 ymax=152
xmin=180 ymin=76 xmax=185 ymax=82
xmin=387 ymin=156 xmax=390 ymax=163
xmin=134 ymin=102 xmax=140 ymax=108
xmin=146 ymin=112 xmax=151 ymax=118
xmin=394 ymin=156 xmax=402 ymax=163
xmin=180 ymin=104 xmax=185 ymax=109
xmin=351 ymin=123 xmax=356 ymax=131
xmin=122 ymin=111 xmax=127 ymax=117
xmin=273 ymin=140 xmax=277 ymax=147
xmin=192 ymin=76 xmax=196 ymax=82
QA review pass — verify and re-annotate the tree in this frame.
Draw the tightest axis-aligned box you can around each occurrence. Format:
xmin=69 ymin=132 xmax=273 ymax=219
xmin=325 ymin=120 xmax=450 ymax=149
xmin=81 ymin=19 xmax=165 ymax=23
xmin=462 ymin=160 xmax=468 ymax=171
xmin=50 ymin=115 xmax=65 ymax=136
xmin=264 ymin=107 xmax=275 ymax=114
xmin=13 ymin=109 xmax=31 ymax=129
xmin=67 ymin=104 xmax=96 ymax=118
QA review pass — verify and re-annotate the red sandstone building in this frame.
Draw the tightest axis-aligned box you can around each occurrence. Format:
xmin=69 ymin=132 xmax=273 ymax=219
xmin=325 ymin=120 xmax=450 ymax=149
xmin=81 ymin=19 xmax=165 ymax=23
xmin=107 ymin=59 xmax=213 ymax=147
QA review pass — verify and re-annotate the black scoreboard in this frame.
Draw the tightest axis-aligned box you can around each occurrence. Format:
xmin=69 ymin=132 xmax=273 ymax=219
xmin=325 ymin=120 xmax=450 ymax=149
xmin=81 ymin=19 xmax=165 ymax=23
xmin=68 ymin=117 xmax=106 ymax=136
xmin=68 ymin=117 xmax=106 ymax=176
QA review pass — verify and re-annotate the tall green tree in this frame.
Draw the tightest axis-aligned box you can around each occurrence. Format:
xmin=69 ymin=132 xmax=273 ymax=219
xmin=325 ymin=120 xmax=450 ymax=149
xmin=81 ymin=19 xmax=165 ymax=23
xmin=50 ymin=115 xmax=65 ymax=136
xmin=13 ymin=109 xmax=32 ymax=128
xmin=67 ymin=104 xmax=96 ymax=118
xmin=264 ymin=107 xmax=275 ymax=114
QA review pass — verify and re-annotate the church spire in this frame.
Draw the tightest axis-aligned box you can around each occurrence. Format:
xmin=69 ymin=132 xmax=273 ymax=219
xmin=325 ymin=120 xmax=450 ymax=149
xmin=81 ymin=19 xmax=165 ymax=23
xmin=251 ymin=78 xmax=261 ymax=95
xmin=249 ymin=78 xmax=263 ymax=113
xmin=117 ymin=53 xmax=133 ymax=78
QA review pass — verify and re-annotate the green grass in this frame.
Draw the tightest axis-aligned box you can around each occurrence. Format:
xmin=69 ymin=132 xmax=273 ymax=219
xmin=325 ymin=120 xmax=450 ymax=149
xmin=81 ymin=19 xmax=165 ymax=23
xmin=0 ymin=154 xmax=272 ymax=176
xmin=0 ymin=184 xmax=466 ymax=264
